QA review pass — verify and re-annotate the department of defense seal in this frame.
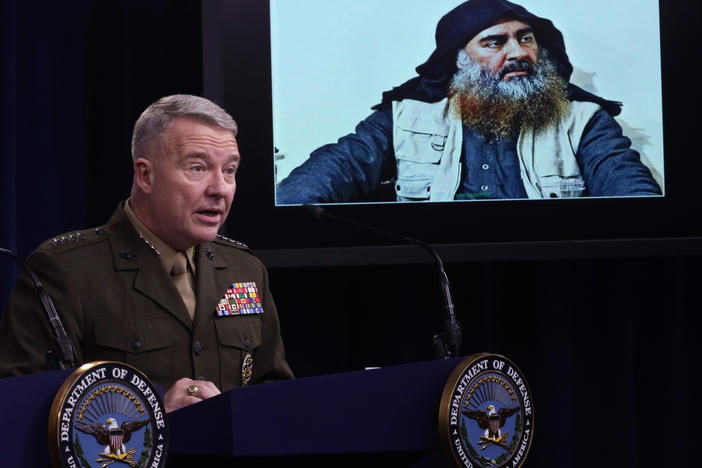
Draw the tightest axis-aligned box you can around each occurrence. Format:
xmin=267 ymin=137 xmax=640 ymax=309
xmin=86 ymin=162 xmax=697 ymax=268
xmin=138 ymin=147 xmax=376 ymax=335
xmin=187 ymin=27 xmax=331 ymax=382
xmin=439 ymin=354 xmax=534 ymax=468
xmin=48 ymin=361 xmax=168 ymax=468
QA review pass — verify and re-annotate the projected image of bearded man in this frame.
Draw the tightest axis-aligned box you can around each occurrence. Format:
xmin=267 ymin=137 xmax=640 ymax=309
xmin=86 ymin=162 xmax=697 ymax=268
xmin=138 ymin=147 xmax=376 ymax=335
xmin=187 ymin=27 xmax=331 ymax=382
xmin=276 ymin=0 xmax=661 ymax=203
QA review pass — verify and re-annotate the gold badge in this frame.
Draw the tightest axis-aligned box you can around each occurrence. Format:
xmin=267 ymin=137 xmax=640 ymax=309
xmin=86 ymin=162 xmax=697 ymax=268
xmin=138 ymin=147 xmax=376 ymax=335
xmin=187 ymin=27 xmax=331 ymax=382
xmin=241 ymin=353 xmax=253 ymax=386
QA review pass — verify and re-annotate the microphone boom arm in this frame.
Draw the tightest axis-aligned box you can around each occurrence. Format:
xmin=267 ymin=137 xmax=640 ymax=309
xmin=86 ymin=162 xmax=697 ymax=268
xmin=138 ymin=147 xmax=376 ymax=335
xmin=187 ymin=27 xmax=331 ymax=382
xmin=1 ymin=248 xmax=77 ymax=369
xmin=302 ymin=205 xmax=462 ymax=359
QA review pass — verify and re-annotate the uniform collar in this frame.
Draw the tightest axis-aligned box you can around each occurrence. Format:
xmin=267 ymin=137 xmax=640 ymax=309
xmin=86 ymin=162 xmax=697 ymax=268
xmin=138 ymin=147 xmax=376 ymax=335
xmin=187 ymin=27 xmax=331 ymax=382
xmin=123 ymin=198 xmax=196 ymax=275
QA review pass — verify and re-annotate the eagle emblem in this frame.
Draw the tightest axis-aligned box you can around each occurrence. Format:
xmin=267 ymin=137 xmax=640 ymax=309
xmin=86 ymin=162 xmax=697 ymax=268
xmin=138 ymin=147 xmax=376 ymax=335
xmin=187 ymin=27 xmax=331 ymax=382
xmin=75 ymin=417 xmax=149 ymax=466
xmin=49 ymin=362 xmax=169 ymax=468
xmin=438 ymin=354 xmax=534 ymax=468
xmin=464 ymin=404 xmax=520 ymax=449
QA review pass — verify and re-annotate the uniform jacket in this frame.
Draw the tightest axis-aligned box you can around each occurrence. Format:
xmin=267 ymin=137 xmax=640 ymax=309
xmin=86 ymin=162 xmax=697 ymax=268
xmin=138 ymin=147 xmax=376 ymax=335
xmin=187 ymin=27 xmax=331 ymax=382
xmin=0 ymin=203 xmax=293 ymax=391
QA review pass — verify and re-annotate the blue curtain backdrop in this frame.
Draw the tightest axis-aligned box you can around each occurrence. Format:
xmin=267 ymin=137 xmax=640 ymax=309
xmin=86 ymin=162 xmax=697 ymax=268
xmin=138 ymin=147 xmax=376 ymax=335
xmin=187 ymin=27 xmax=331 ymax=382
xmin=1 ymin=0 xmax=18 ymax=301
xmin=0 ymin=0 xmax=203 ymax=304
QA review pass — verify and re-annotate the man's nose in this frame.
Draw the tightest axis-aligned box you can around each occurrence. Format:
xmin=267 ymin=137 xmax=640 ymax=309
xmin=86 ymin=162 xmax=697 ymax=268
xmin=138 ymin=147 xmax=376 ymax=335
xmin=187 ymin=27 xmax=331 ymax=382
xmin=205 ymin=170 xmax=233 ymax=197
xmin=504 ymin=38 xmax=527 ymax=61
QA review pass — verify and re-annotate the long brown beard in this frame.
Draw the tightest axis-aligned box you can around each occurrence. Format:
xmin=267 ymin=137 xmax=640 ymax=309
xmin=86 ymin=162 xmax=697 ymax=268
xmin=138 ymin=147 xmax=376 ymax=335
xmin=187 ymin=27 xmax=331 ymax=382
xmin=448 ymin=49 xmax=569 ymax=140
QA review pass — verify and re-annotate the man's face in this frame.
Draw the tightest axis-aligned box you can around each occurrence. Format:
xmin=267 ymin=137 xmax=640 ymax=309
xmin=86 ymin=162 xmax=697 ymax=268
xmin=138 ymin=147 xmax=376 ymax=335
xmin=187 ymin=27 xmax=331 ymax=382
xmin=462 ymin=19 xmax=538 ymax=81
xmin=140 ymin=117 xmax=239 ymax=250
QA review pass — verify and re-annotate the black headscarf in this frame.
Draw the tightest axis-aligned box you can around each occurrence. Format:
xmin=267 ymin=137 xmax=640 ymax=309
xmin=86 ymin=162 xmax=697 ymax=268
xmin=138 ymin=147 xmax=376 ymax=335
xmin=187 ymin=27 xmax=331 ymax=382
xmin=373 ymin=0 xmax=621 ymax=115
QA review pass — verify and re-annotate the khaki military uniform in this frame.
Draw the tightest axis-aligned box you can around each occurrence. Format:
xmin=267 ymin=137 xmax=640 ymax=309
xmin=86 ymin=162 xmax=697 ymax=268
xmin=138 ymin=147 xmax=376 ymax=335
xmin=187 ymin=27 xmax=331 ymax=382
xmin=0 ymin=203 xmax=293 ymax=391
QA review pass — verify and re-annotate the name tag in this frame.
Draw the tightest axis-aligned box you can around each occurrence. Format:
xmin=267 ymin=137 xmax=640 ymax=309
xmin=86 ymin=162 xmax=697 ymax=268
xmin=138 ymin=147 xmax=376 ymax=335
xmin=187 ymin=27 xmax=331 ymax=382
xmin=215 ymin=282 xmax=264 ymax=316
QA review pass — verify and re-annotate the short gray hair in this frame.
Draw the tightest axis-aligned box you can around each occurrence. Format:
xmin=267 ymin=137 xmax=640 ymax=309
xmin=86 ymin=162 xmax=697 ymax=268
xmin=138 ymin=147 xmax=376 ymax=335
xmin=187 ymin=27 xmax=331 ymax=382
xmin=131 ymin=94 xmax=238 ymax=161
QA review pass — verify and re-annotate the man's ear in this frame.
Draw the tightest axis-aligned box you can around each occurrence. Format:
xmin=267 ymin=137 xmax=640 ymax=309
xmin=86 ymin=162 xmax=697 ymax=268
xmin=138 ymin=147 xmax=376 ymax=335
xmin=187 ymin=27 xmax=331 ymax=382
xmin=133 ymin=157 xmax=155 ymax=195
xmin=456 ymin=49 xmax=466 ymax=70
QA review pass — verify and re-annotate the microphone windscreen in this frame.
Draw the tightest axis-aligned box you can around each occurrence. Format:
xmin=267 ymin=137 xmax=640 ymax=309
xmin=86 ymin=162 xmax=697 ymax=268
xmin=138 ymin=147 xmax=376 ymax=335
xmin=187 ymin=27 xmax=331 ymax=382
xmin=301 ymin=204 xmax=326 ymax=219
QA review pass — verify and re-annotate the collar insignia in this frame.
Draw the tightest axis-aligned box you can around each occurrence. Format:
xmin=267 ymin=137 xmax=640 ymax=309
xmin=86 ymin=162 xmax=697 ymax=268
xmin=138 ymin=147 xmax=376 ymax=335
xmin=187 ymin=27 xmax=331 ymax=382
xmin=204 ymin=247 xmax=215 ymax=260
xmin=137 ymin=232 xmax=160 ymax=256
xmin=215 ymin=282 xmax=264 ymax=316
xmin=119 ymin=249 xmax=137 ymax=261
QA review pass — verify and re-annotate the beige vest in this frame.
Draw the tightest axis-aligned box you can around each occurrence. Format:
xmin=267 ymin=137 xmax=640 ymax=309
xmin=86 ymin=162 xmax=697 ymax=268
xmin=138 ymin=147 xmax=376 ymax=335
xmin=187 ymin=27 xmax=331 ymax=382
xmin=391 ymin=97 xmax=601 ymax=200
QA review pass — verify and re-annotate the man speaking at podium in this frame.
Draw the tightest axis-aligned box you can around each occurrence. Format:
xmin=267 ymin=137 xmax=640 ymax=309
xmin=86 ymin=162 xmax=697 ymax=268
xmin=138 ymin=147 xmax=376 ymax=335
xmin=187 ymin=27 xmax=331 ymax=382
xmin=0 ymin=95 xmax=293 ymax=412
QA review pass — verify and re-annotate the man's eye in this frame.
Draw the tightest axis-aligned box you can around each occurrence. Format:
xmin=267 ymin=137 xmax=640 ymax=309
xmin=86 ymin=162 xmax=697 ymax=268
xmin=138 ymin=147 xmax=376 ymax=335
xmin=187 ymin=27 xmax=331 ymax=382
xmin=224 ymin=167 xmax=237 ymax=176
xmin=487 ymin=40 xmax=501 ymax=47
xmin=191 ymin=165 xmax=204 ymax=172
xmin=520 ymin=35 xmax=534 ymax=43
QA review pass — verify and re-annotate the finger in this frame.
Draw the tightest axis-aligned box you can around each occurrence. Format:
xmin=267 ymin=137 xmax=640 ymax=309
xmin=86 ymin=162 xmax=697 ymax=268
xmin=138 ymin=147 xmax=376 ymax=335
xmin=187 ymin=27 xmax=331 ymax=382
xmin=164 ymin=394 xmax=201 ymax=413
xmin=193 ymin=380 xmax=221 ymax=399
xmin=173 ymin=377 xmax=195 ymax=387
xmin=184 ymin=382 xmax=203 ymax=398
xmin=176 ymin=395 xmax=202 ymax=407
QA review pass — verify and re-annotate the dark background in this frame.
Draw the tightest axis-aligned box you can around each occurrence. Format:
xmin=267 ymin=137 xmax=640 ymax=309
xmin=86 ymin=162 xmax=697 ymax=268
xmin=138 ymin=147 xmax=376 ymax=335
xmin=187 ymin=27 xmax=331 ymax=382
xmin=1 ymin=1 xmax=701 ymax=467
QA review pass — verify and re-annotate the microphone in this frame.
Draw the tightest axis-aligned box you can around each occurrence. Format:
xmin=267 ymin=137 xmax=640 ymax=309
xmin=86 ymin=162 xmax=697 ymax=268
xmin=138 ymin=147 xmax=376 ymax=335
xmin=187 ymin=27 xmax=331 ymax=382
xmin=1 ymin=247 xmax=77 ymax=370
xmin=301 ymin=204 xmax=462 ymax=359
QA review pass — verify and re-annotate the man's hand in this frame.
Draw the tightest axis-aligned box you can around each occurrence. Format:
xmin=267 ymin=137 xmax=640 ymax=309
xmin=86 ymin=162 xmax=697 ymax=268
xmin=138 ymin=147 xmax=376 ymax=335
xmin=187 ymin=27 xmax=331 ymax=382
xmin=164 ymin=378 xmax=221 ymax=413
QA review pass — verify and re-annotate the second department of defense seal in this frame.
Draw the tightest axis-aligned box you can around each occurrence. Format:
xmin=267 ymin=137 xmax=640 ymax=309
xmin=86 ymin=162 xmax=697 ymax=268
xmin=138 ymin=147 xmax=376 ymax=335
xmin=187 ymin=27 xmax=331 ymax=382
xmin=439 ymin=354 xmax=534 ymax=468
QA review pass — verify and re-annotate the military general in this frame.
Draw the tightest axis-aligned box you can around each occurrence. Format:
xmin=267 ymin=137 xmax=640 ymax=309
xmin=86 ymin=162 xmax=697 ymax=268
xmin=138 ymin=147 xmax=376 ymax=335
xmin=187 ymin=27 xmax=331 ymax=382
xmin=0 ymin=94 xmax=294 ymax=412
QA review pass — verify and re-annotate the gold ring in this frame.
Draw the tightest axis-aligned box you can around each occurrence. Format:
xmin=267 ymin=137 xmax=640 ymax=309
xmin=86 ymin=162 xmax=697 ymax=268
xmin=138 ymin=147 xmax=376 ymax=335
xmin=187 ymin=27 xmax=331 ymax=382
xmin=186 ymin=384 xmax=199 ymax=396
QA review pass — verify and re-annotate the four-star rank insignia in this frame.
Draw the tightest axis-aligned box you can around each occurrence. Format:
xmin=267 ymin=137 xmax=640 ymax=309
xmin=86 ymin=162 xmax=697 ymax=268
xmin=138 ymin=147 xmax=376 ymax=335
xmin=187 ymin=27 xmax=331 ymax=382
xmin=215 ymin=282 xmax=264 ymax=316
xmin=438 ymin=354 xmax=534 ymax=468
xmin=48 ymin=361 xmax=168 ymax=468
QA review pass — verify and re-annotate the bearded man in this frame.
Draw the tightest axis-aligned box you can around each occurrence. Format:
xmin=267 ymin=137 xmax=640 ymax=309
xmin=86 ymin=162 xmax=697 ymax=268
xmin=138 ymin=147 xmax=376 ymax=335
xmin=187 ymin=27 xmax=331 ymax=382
xmin=276 ymin=0 xmax=661 ymax=203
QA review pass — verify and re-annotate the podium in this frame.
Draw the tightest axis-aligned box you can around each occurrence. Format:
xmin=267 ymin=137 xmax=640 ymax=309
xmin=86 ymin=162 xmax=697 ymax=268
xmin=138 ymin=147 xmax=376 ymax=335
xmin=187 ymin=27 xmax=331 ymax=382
xmin=0 ymin=358 xmax=463 ymax=468
xmin=168 ymin=358 xmax=463 ymax=467
xmin=0 ymin=368 xmax=74 ymax=468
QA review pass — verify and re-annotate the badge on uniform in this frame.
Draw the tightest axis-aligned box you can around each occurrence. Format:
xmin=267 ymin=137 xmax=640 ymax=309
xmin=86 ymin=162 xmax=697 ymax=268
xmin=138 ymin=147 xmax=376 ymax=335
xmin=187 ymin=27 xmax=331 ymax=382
xmin=241 ymin=353 xmax=253 ymax=386
xmin=215 ymin=282 xmax=264 ymax=316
